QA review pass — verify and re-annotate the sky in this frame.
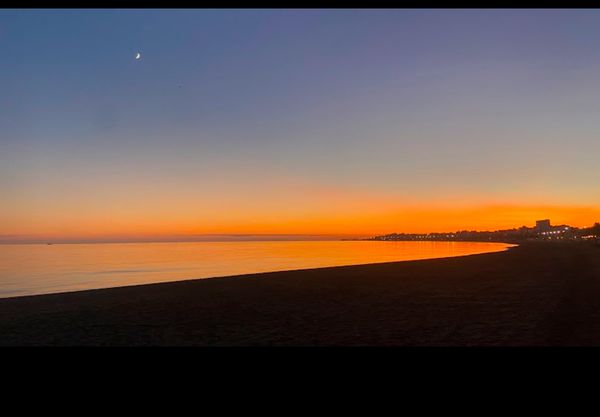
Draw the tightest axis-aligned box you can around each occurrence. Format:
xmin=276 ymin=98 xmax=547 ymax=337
xmin=2 ymin=9 xmax=600 ymax=241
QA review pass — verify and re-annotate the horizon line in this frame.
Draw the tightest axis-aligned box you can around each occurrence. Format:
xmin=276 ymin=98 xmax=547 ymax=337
xmin=0 ymin=233 xmax=370 ymax=245
xmin=3 ymin=220 xmax=599 ymax=244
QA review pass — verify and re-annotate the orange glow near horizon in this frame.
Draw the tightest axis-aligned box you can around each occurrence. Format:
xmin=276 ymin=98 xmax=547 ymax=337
xmin=3 ymin=201 xmax=600 ymax=242
xmin=3 ymin=166 xmax=600 ymax=242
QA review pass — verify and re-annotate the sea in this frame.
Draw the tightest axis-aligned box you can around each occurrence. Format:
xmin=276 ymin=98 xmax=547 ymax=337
xmin=0 ymin=240 xmax=514 ymax=298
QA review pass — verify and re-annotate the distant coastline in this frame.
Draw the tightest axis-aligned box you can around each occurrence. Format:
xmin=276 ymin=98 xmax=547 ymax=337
xmin=366 ymin=220 xmax=600 ymax=244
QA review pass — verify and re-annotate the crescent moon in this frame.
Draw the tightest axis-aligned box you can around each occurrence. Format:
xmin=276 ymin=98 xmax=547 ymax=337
xmin=135 ymin=53 xmax=141 ymax=60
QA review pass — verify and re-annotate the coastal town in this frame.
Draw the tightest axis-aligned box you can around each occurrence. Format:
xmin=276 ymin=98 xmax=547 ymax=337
xmin=369 ymin=220 xmax=600 ymax=244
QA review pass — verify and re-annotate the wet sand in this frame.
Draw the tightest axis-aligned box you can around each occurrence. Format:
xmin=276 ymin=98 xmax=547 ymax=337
xmin=1 ymin=242 xmax=599 ymax=346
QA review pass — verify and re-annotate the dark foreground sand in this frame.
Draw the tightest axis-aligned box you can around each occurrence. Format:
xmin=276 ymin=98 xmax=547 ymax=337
xmin=1 ymin=242 xmax=599 ymax=346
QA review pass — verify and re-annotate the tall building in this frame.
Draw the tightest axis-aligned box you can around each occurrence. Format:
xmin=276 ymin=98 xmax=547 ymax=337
xmin=535 ymin=219 xmax=551 ymax=232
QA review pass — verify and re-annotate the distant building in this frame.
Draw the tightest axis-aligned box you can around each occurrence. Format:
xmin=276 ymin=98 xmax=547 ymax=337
xmin=536 ymin=219 xmax=551 ymax=232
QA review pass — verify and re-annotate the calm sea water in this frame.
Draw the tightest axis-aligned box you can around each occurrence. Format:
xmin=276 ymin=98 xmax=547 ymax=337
xmin=0 ymin=240 xmax=513 ymax=298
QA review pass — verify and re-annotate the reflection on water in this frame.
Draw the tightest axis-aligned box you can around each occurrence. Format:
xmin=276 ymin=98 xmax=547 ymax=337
xmin=0 ymin=241 xmax=514 ymax=298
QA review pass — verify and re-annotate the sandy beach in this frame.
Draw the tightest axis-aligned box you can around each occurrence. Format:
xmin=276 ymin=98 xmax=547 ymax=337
xmin=1 ymin=241 xmax=599 ymax=346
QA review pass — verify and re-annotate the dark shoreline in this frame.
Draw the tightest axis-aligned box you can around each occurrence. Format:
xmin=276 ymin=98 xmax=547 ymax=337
xmin=1 ymin=241 xmax=599 ymax=346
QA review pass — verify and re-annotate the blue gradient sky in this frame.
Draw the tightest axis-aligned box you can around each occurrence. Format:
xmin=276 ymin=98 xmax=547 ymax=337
xmin=2 ymin=9 xmax=600 ymax=239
